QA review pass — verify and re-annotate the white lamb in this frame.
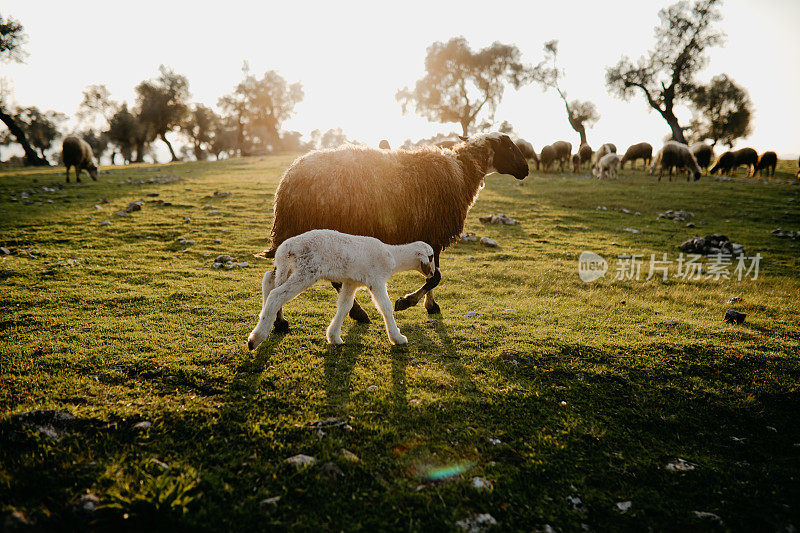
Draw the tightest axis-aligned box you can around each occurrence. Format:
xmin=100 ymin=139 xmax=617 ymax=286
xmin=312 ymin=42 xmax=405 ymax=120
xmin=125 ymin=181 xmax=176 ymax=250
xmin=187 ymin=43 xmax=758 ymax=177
xmin=593 ymin=153 xmax=620 ymax=180
xmin=247 ymin=229 xmax=435 ymax=349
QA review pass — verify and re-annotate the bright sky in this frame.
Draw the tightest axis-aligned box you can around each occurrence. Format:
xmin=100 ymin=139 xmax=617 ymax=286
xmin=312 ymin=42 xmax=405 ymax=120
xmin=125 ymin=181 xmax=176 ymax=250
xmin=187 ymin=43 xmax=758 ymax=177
xmin=3 ymin=0 xmax=799 ymax=159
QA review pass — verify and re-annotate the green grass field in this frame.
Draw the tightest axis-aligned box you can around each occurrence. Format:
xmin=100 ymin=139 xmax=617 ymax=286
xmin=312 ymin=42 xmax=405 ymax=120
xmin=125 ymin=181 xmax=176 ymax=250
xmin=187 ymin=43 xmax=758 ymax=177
xmin=2 ymin=155 xmax=800 ymax=531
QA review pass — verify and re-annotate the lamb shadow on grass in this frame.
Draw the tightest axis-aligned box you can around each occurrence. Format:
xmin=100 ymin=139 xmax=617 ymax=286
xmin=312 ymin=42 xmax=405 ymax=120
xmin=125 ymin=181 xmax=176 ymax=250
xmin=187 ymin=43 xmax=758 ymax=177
xmin=323 ymin=323 xmax=369 ymax=407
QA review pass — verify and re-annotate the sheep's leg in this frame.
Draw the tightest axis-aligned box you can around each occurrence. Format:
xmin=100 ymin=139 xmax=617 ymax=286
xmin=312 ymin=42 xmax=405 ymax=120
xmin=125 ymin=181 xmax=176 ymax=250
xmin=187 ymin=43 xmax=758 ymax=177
xmin=326 ymin=281 xmax=357 ymax=345
xmin=247 ymin=274 xmax=312 ymax=350
xmin=75 ymin=168 xmax=81 ymax=183
xmin=331 ymin=281 xmax=370 ymax=323
xmin=423 ymin=249 xmax=442 ymax=314
xmin=65 ymin=165 xmax=70 ymax=183
xmin=370 ymin=284 xmax=407 ymax=345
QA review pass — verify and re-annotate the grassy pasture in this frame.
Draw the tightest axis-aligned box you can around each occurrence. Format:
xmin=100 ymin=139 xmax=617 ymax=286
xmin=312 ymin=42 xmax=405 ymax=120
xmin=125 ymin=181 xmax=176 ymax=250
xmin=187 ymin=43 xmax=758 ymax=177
xmin=1 ymin=155 xmax=800 ymax=531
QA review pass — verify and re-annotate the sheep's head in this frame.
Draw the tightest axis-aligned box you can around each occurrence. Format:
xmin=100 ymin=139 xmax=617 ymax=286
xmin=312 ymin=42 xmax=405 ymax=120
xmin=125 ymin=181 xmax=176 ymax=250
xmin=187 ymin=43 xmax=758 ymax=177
xmin=87 ymin=162 xmax=98 ymax=181
xmin=693 ymin=170 xmax=701 ymax=181
xmin=412 ymin=242 xmax=436 ymax=278
xmin=486 ymin=133 xmax=529 ymax=180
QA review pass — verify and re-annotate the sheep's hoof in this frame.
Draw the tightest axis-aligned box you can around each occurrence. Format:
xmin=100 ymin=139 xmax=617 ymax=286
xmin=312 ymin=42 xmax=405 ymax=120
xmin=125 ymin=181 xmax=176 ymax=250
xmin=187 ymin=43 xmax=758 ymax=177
xmin=349 ymin=306 xmax=371 ymax=324
xmin=394 ymin=297 xmax=412 ymax=312
xmin=273 ymin=318 xmax=290 ymax=334
xmin=426 ymin=303 xmax=441 ymax=315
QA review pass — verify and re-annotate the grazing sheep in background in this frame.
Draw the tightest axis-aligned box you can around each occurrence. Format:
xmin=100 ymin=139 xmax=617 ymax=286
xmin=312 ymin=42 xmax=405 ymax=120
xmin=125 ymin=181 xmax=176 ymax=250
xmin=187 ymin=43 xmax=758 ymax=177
xmin=539 ymin=144 xmax=556 ymax=172
xmin=690 ymin=142 xmax=714 ymax=173
xmin=578 ymin=143 xmax=593 ymax=170
xmin=593 ymin=143 xmax=616 ymax=171
xmin=260 ymin=132 xmax=528 ymax=331
xmin=710 ymin=151 xmax=735 ymax=175
xmin=650 ymin=141 xmax=702 ymax=181
xmin=571 ymin=154 xmax=581 ymax=173
xmin=620 ymin=142 xmax=653 ymax=170
xmin=593 ymin=153 xmax=620 ymax=179
xmin=730 ymin=147 xmax=759 ymax=177
xmin=379 ymin=140 xmax=391 ymax=150
xmin=513 ymin=138 xmax=539 ymax=170
xmin=755 ymin=151 xmax=777 ymax=177
xmin=61 ymin=136 xmax=98 ymax=183
xmin=552 ymin=140 xmax=572 ymax=172
xmin=248 ymin=230 xmax=435 ymax=349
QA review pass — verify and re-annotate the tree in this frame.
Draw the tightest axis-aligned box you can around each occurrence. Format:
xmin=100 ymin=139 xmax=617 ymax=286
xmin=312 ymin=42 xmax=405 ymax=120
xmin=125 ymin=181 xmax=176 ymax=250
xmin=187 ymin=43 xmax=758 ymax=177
xmin=532 ymin=40 xmax=599 ymax=146
xmin=209 ymin=116 xmax=238 ymax=160
xmin=218 ymin=64 xmax=304 ymax=155
xmin=79 ymin=129 xmax=109 ymax=162
xmin=181 ymin=104 xmax=218 ymax=160
xmin=0 ymin=13 xmax=48 ymax=165
xmin=76 ymin=84 xmax=117 ymax=128
xmin=605 ymin=0 xmax=724 ymax=143
xmin=135 ymin=65 xmax=190 ymax=161
xmin=0 ymin=106 xmax=66 ymax=160
xmin=689 ymin=73 xmax=752 ymax=148
xmin=396 ymin=37 xmax=532 ymax=137
xmin=107 ymin=103 xmax=144 ymax=164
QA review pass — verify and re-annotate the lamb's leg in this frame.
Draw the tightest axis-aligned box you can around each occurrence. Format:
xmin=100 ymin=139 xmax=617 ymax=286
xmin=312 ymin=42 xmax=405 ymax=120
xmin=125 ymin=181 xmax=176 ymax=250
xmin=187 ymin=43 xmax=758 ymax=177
xmin=395 ymin=248 xmax=441 ymax=312
xmin=260 ymin=270 xmax=289 ymax=333
xmin=370 ymin=284 xmax=407 ymax=345
xmin=326 ymin=281 xmax=357 ymax=345
xmin=331 ymin=281 xmax=370 ymax=323
xmin=247 ymin=274 xmax=312 ymax=350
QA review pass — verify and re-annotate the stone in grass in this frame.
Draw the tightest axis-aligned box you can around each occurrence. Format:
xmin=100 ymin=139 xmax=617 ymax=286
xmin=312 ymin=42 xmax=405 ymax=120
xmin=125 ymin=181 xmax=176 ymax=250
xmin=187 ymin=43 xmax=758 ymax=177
xmin=724 ymin=309 xmax=746 ymax=324
xmin=693 ymin=511 xmax=724 ymax=525
xmin=566 ymin=495 xmax=587 ymax=513
xmin=0 ymin=247 xmax=10 ymax=255
xmin=126 ymin=201 xmax=143 ymax=213
xmin=471 ymin=476 xmax=493 ymax=492
xmin=615 ymin=501 xmax=632 ymax=513
xmin=74 ymin=493 xmax=100 ymax=514
xmin=455 ymin=513 xmax=498 ymax=532
xmin=100 ymin=220 xmax=111 ymax=226
xmin=320 ymin=462 xmax=344 ymax=483
xmin=114 ymin=211 xmax=129 ymax=217
xmin=464 ymin=311 xmax=481 ymax=318
xmin=341 ymin=449 xmax=360 ymax=462
xmin=259 ymin=496 xmax=281 ymax=515
xmin=727 ymin=296 xmax=742 ymax=304
xmin=215 ymin=255 xmax=234 ymax=263
xmin=458 ymin=232 xmax=479 ymax=244
xmin=14 ymin=409 xmax=79 ymax=440
xmin=132 ymin=421 xmax=152 ymax=430
xmin=665 ymin=458 xmax=697 ymax=471
xmin=285 ymin=454 xmax=317 ymax=468
xmin=480 ymin=237 xmax=498 ymax=247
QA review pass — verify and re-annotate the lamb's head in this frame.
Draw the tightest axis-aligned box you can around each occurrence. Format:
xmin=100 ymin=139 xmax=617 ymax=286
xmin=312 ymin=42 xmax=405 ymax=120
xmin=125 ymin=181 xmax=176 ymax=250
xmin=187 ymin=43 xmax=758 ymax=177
xmin=410 ymin=242 xmax=436 ymax=277
xmin=87 ymin=162 xmax=98 ymax=181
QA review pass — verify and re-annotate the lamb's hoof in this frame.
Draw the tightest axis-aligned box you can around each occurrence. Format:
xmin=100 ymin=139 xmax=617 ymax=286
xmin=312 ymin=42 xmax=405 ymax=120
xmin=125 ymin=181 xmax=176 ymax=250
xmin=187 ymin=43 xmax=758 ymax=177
xmin=247 ymin=339 xmax=255 ymax=351
xmin=394 ymin=297 xmax=412 ymax=312
xmin=273 ymin=319 xmax=290 ymax=334
xmin=349 ymin=306 xmax=371 ymax=324
xmin=426 ymin=303 xmax=441 ymax=315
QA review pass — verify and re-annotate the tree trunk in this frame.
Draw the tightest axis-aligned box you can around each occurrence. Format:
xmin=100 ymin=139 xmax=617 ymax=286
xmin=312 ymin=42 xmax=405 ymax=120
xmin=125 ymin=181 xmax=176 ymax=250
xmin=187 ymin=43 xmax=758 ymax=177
xmin=663 ymin=109 xmax=686 ymax=144
xmin=0 ymin=108 xmax=50 ymax=166
xmin=161 ymin=133 xmax=179 ymax=162
xmin=576 ymin=126 xmax=587 ymax=146
xmin=460 ymin=119 xmax=469 ymax=137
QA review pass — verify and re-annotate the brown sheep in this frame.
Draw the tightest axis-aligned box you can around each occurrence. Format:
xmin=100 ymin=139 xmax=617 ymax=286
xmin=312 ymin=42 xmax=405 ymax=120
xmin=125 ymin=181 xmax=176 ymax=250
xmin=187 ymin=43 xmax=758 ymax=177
xmin=620 ymin=142 xmax=653 ymax=170
xmin=690 ymin=142 xmax=714 ymax=173
xmin=552 ymin=141 xmax=572 ymax=172
xmin=572 ymin=154 xmax=581 ymax=173
xmin=62 ymin=136 xmax=98 ymax=183
xmin=755 ymin=151 xmax=777 ymax=177
xmin=650 ymin=141 xmax=702 ymax=182
xmin=578 ymin=143 xmax=593 ymax=170
xmin=710 ymin=151 xmax=735 ymax=175
xmin=730 ymin=147 xmax=759 ymax=177
xmin=593 ymin=143 xmax=616 ymax=171
xmin=378 ymin=140 xmax=391 ymax=150
xmin=259 ymin=132 xmax=529 ymax=331
xmin=513 ymin=138 xmax=539 ymax=170
xmin=539 ymin=144 xmax=556 ymax=172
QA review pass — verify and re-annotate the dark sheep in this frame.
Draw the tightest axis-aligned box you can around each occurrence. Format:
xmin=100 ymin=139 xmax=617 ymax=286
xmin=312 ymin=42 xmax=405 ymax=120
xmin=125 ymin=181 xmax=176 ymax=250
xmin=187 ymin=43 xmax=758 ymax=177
xmin=539 ymin=144 xmax=556 ymax=172
xmin=710 ymin=151 xmax=735 ymax=175
xmin=755 ymin=151 xmax=777 ymax=177
xmin=731 ymin=147 xmax=759 ymax=177
xmin=651 ymin=141 xmax=702 ymax=182
xmin=551 ymin=140 xmax=572 ymax=172
xmin=578 ymin=143 xmax=593 ymax=170
xmin=620 ymin=142 xmax=653 ymax=170
xmin=572 ymin=154 xmax=581 ymax=173
xmin=62 ymin=136 xmax=98 ymax=183
xmin=690 ymin=142 xmax=714 ymax=172
xmin=513 ymin=138 xmax=539 ymax=170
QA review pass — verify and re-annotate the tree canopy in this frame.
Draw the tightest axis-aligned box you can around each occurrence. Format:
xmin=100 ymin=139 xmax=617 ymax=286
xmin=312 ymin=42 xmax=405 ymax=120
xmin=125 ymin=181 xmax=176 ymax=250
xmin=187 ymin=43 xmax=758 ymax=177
xmin=689 ymin=73 xmax=752 ymax=148
xmin=396 ymin=37 xmax=532 ymax=137
xmin=605 ymin=0 xmax=724 ymax=143
xmin=135 ymin=65 xmax=191 ymax=161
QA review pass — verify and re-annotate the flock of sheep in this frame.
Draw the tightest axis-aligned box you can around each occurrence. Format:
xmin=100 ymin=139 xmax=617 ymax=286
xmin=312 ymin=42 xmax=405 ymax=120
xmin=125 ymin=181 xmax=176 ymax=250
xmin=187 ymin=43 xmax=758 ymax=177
xmin=496 ymin=137 xmax=780 ymax=182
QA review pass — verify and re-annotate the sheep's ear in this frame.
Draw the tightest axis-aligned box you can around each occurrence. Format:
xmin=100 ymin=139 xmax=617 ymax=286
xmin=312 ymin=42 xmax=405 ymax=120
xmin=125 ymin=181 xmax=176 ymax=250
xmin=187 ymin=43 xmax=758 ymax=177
xmin=458 ymin=135 xmax=469 ymax=142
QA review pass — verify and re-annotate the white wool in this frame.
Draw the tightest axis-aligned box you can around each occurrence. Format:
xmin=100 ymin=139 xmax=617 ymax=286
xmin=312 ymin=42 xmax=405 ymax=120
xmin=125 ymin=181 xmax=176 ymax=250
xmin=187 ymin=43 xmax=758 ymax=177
xmin=247 ymin=230 xmax=434 ymax=348
xmin=593 ymin=153 xmax=620 ymax=179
